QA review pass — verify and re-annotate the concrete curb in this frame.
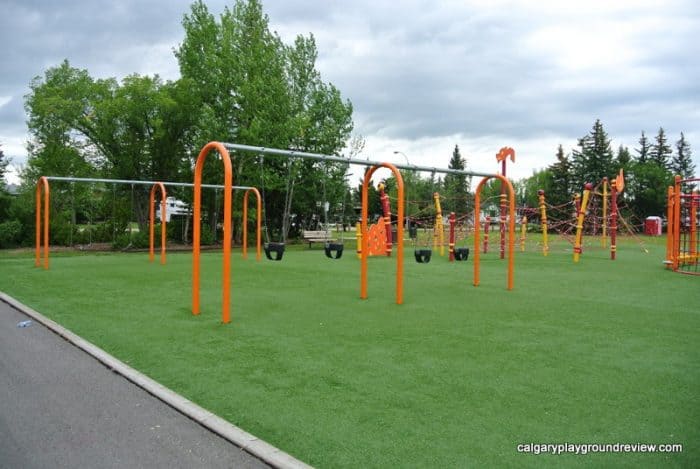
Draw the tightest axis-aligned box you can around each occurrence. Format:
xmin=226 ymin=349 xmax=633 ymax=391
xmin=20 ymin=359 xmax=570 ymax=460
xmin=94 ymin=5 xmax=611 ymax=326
xmin=0 ymin=292 xmax=313 ymax=469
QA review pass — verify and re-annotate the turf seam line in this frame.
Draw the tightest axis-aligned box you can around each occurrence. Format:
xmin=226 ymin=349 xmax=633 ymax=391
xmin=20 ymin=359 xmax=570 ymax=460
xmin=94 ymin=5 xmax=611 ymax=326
xmin=0 ymin=291 xmax=313 ymax=469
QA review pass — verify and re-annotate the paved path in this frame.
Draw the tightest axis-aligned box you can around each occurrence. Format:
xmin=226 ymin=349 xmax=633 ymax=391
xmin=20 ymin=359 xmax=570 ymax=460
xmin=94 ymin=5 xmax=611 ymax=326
xmin=0 ymin=298 xmax=273 ymax=469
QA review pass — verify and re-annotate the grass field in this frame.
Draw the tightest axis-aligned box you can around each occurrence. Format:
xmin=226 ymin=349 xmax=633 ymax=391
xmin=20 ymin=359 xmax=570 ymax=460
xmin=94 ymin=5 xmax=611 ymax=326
xmin=1 ymin=236 xmax=698 ymax=468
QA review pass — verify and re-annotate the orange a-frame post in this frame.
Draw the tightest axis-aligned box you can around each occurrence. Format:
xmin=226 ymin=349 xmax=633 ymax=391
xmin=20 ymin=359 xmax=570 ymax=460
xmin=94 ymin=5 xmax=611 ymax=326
xmin=35 ymin=176 xmax=50 ymax=270
xmin=149 ymin=182 xmax=167 ymax=265
xmin=242 ymin=187 xmax=262 ymax=261
xmin=361 ymin=163 xmax=404 ymax=304
xmin=473 ymin=174 xmax=516 ymax=290
xmin=192 ymin=142 xmax=233 ymax=324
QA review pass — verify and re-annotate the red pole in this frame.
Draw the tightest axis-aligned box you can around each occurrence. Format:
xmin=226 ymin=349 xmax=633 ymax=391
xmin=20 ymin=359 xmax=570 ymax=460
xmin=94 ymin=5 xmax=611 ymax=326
xmin=610 ymin=180 xmax=618 ymax=260
xmin=483 ymin=216 xmax=490 ymax=253
xmin=500 ymin=159 xmax=506 ymax=259
xmin=378 ymin=183 xmax=393 ymax=256
xmin=574 ymin=193 xmax=582 ymax=254
xmin=449 ymin=212 xmax=456 ymax=262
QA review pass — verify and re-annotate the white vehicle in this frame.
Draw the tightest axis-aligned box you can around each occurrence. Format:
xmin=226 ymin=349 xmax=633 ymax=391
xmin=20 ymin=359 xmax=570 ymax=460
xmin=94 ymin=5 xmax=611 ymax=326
xmin=156 ymin=197 xmax=190 ymax=222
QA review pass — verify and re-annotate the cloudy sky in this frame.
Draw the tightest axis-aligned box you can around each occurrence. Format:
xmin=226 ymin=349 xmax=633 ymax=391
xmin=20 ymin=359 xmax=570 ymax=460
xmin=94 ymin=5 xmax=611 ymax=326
xmin=1 ymin=0 xmax=699 ymax=184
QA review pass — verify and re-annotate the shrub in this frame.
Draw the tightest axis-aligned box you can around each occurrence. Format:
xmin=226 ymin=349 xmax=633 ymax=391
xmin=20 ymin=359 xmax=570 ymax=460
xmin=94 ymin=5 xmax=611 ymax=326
xmin=0 ymin=220 xmax=22 ymax=248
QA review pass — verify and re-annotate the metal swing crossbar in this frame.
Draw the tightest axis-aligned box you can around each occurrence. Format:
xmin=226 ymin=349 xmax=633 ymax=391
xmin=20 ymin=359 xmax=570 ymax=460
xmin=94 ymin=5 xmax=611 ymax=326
xmin=34 ymin=176 xmax=263 ymax=269
xmin=191 ymin=141 xmax=516 ymax=324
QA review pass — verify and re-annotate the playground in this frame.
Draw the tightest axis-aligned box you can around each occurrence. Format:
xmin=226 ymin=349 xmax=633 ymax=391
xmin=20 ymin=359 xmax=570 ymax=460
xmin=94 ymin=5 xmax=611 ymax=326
xmin=0 ymin=228 xmax=697 ymax=467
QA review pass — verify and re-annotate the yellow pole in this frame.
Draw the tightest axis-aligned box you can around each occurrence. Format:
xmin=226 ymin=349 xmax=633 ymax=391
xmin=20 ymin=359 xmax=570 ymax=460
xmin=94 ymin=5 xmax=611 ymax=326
xmin=433 ymin=192 xmax=444 ymax=256
xmin=356 ymin=221 xmax=362 ymax=259
xmin=538 ymin=190 xmax=548 ymax=257
xmin=602 ymin=177 xmax=608 ymax=248
xmin=573 ymin=183 xmax=592 ymax=263
xmin=520 ymin=216 xmax=527 ymax=252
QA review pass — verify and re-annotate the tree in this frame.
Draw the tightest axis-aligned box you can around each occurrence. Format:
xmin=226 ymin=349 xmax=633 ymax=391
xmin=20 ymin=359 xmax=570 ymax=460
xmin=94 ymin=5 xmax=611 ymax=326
xmin=650 ymin=127 xmax=673 ymax=170
xmin=570 ymin=119 xmax=614 ymax=190
xmin=614 ymin=145 xmax=632 ymax=174
xmin=0 ymin=143 xmax=10 ymax=218
xmin=627 ymin=128 xmax=673 ymax=217
xmin=546 ymin=144 xmax=572 ymax=210
xmin=177 ymin=0 xmax=354 ymax=241
xmin=636 ymin=131 xmax=651 ymax=164
xmin=671 ymin=132 xmax=695 ymax=187
xmin=442 ymin=145 xmax=471 ymax=214
xmin=629 ymin=162 xmax=669 ymax=217
xmin=24 ymin=61 xmax=198 ymax=232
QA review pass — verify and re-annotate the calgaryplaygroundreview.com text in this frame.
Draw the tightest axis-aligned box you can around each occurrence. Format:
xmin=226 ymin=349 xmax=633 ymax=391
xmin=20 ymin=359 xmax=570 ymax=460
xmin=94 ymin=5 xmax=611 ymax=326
xmin=517 ymin=442 xmax=683 ymax=456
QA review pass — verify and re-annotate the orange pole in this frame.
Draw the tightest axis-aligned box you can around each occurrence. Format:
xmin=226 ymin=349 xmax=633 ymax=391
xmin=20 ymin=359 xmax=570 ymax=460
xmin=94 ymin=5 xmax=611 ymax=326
xmin=192 ymin=142 xmax=233 ymax=324
xmin=666 ymin=185 xmax=675 ymax=268
xmin=474 ymin=174 xmax=515 ymax=290
xmin=538 ymin=190 xmax=548 ymax=256
xmin=242 ymin=191 xmax=248 ymax=260
xmin=35 ymin=176 xmax=50 ymax=269
xmin=243 ymin=188 xmax=262 ymax=261
xmin=149 ymin=182 xmax=167 ymax=265
xmin=672 ymin=176 xmax=682 ymax=271
xmin=361 ymin=163 xmax=404 ymax=304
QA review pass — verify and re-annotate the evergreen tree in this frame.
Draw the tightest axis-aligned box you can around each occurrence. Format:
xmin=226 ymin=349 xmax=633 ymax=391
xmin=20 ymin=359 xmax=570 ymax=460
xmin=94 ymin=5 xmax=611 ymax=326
xmin=650 ymin=127 xmax=672 ymax=170
xmin=635 ymin=131 xmax=650 ymax=163
xmin=570 ymin=119 xmax=614 ymax=190
xmin=0 ymin=143 xmax=7 ymax=190
xmin=0 ymin=144 xmax=9 ymax=218
xmin=671 ymin=132 xmax=695 ymax=183
xmin=546 ymin=144 xmax=571 ymax=210
xmin=442 ymin=145 xmax=471 ymax=213
xmin=614 ymin=145 xmax=632 ymax=173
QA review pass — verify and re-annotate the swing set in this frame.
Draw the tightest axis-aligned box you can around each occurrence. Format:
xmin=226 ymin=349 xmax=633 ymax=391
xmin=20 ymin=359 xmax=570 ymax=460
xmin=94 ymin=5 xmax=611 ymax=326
xmin=35 ymin=175 xmax=262 ymax=269
xmin=192 ymin=141 xmax=517 ymax=324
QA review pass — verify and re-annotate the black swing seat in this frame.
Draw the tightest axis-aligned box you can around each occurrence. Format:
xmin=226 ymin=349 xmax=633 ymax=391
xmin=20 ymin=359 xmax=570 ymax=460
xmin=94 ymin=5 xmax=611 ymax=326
xmin=324 ymin=242 xmax=344 ymax=259
xmin=454 ymin=247 xmax=470 ymax=261
xmin=414 ymin=249 xmax=432 ymax=263
xmin=264 ymin=242 xmax=285 ymax=261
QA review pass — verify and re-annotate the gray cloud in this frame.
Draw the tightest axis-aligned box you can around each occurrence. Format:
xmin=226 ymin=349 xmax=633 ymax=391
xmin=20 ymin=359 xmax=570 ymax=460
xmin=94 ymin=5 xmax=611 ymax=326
xmin=1 ymin=0 xmax=699 ymax=178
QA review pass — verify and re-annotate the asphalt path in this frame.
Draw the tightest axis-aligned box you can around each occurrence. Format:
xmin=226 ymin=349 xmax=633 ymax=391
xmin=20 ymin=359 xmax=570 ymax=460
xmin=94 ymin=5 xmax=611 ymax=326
xmin=0 ymin=298 xmax=272 ymax=469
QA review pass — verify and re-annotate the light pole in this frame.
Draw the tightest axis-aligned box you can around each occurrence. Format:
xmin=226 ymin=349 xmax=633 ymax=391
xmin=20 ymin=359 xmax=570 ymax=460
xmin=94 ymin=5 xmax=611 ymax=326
xmin=393 ymin=151 xmax=410 ymax=231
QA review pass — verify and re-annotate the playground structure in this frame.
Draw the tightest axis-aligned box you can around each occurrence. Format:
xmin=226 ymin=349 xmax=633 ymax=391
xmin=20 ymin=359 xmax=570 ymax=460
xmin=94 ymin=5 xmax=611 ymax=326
xmin=35 ymin=176 xmax=262 ymax=269
xmin=510 ymin=170 xmax=639 ymax=261
xmin=192 ymin=142 xmax=516 ymax=324
xmin=665 ymin=176 xmax=699 ymax=275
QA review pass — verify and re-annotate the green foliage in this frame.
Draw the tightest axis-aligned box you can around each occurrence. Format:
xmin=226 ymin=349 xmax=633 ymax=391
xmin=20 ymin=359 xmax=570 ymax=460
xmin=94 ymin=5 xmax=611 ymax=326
xmin=636 ymin=131 xmax=651 ymax=163
xmin=442 ymin=145 xmax=471 ymax=213
xmin=650 ymin=127 xmax=672 ymax=170
xmin=0 ymin=220 xmax=22 ymax=248
xmin=628 ymin=160 xmax=672 ymax=217
xmin=570 ymin=119 xmax=614 ymax=190
xmin=519 ymin=168 xmax=553 ymax=210
xmin=546 ymin=144 xmax=572 ymax=210
xmin=177 ymin=1 xmax=353 ymax=240
xmin=0 ymin=144 xmax=8 ymax=194
xmin=671 ymin=132 xmax=695 ymax=189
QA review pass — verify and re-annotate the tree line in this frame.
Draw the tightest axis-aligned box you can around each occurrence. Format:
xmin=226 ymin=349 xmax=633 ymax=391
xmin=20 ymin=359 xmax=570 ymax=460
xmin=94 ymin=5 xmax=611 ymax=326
xmin=1 ymin=0 xmax=358 ymax=248
xmin=515 ymin=119 xmax=695 ymax=222
xmin=0 ymin=2 xmax=695 ymax=248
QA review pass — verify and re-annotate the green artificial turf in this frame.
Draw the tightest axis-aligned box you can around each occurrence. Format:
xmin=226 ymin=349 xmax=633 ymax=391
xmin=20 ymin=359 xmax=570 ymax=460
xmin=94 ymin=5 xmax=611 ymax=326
xmin=1 ymin=237 xmax=698 ymax=468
